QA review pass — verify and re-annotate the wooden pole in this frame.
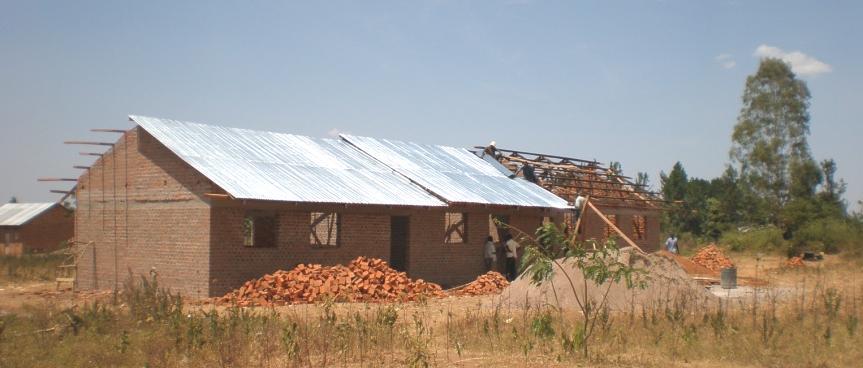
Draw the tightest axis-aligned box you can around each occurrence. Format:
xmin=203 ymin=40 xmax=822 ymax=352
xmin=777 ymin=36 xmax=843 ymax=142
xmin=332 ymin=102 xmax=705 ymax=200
xmin=585 ymin=201 xmax=645 ymax=254
xmin=37 ymin=178 xmax=78 ymax=182
xmin=64 ymin=141 xmax=115 ymax=146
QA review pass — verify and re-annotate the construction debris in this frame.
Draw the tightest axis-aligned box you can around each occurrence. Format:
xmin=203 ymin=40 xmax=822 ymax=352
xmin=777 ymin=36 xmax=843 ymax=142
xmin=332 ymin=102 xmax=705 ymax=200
xmin=784 ymin=256 xmax=806 ymax=268
xmin=451 ymin=272 xmax=509 ymax=296
xmin=217 ymin=257 xmax=444 ymax=306
xmin=691 ymin=244 xmax=734 ymax=272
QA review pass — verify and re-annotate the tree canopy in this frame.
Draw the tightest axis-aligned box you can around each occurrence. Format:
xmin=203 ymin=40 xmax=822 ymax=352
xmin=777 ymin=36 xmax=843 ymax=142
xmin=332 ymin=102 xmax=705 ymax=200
xmin=730 ymin=58 xmax=814 ymax=221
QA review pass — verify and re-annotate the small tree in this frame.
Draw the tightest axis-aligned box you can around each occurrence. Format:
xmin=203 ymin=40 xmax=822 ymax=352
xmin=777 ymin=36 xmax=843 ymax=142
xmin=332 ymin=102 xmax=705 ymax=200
xmin=817 ymin=159 xmax=847 ymax=218
xmin=635 ymin=172 xmax=649 ymax=191
xmin=660 ymin=162 xmax=688 ymax=233
xmin=509 ymin=222 xmax=646 ymax=358
xmin=8 ymin=196 xmax=18 ymax=203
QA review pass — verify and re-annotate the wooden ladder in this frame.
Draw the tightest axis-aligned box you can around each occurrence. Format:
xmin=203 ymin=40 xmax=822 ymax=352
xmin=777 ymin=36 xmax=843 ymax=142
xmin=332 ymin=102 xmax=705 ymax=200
xmin=55 ymin=240 xmax=92 ymax=290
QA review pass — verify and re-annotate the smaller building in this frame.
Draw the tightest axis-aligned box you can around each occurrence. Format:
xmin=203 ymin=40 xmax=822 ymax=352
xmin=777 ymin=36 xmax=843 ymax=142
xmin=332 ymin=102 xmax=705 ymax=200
xmin=0 ymin=203 xmax=74 ymax=256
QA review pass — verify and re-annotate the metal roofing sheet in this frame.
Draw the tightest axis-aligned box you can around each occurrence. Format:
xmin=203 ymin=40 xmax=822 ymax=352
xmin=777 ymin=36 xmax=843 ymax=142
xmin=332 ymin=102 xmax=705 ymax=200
xmin=129 ymin=116 xmax=445 ymax=207
xmin=0 ymin=203 xmax=56 ymax=227
xmin=340 ymin=135 xmax=572 ymax=209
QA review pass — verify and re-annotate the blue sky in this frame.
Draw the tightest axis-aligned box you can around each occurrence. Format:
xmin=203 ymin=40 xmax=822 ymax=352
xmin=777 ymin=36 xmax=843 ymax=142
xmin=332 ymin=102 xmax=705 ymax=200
xmin=1 ymin=1 xmax=861 ymax=210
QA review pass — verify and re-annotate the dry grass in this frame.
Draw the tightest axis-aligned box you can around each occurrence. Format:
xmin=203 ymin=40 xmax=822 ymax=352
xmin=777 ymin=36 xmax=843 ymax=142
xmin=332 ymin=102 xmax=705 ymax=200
xmin=1 ymin=256 xmax=862 ymax=367
xmin=0 ymin=253 xmax=64 ymax=285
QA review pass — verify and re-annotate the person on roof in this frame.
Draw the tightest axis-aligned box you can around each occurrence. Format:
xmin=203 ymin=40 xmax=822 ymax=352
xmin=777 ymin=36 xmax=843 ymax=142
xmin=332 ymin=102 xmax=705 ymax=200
xmin=504 ymin=234 xmax=521 ymax=281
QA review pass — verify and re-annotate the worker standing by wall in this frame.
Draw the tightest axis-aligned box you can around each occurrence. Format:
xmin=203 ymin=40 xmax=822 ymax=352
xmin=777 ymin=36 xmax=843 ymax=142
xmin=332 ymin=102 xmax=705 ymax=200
xmin=504 ymin=234 xmax=521 ymax=281
xmin=483 ymin=236 xmax=497 ymax=272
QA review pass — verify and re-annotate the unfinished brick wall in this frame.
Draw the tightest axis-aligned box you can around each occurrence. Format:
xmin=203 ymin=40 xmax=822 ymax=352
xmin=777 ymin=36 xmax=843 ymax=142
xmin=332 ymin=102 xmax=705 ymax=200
xmin=76 ymin=127 xmax=213 ymax=297
xmin=577 ymin=204 xmax=661 ymax=252
xmin=18 ymin=206 xmax=74 ymax=253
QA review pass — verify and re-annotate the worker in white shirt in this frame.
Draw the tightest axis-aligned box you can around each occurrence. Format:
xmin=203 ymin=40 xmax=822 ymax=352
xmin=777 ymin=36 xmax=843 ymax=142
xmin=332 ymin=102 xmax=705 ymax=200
xmin=574 ymin=194 xmax=587 ymax=220
xmin=483 ymin=236 xmax=497 ymax=272
xmin=504 ymin=234 xmax=521 ymax=281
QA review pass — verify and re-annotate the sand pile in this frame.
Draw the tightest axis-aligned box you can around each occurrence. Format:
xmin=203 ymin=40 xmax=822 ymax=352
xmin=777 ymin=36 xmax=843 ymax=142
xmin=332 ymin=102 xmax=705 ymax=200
xmin=656 ymin=250 xmax=716 ymax=276
xmin=499 ymin=250 xmax=715 ymax=310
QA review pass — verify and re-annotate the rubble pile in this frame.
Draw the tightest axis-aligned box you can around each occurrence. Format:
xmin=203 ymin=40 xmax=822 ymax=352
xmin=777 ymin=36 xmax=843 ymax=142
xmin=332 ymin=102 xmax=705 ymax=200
xmin=690 ymin=244 xmax=735 ymax=271
xmin=784 ymin=256 xmax=806 ymax=268
xmin=452 ymin=272 xmax=509 ymax=296
xmin=218 ymin=257 xmax=444 ymax=306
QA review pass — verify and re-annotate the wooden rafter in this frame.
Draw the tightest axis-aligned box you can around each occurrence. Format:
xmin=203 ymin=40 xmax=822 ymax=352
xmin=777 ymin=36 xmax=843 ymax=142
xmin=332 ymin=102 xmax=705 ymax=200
xmin=484 ymin=145 xmax=663 ymax=209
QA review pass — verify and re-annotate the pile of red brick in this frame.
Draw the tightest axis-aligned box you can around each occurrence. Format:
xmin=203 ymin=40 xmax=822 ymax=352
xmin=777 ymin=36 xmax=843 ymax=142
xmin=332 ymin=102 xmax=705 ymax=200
xmin=452 ymin=272 xmax=509 ymax=296
xmin=690 ymin=244 xmax=735 ymax=271
xmin=784 ymin=256 xmax=806 ymax=268
xmin=217 ymin=257 xmax=444 ymax=306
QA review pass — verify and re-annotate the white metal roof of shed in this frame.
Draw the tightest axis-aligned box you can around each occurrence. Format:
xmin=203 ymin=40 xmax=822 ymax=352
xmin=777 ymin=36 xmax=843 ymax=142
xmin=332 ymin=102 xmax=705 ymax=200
xmin=0 ymin=203 xmax=57 ymax=227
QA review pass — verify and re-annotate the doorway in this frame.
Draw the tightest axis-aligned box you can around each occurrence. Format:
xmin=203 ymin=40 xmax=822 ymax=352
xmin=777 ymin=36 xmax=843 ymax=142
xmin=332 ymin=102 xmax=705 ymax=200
xmin=390 ymin=216 xmax=410 ymax=272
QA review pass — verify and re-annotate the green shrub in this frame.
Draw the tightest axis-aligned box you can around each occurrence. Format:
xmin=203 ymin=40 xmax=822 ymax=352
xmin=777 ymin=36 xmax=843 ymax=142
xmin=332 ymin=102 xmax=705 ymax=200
xmin=720 ymin=226 xmax=786 ymax=252
xmin=794 ymin=218 xmax=863 ymax=254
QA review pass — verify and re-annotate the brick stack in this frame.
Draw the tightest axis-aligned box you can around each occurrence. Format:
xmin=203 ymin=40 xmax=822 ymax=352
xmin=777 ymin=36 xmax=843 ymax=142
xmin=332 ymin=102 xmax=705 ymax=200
xmin=217 ymin=257 xmax=445 ymax=306
xmin=452 ymin=272 xmax=509 ymax=296
xmin=690 ymin=244 xmax=734 ymax=271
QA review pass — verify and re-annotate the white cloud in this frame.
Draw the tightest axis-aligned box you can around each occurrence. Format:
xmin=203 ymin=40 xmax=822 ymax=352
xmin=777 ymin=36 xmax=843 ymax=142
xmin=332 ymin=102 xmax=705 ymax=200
xmin=715 ymin=53 xmax=736 ymax=69
xmin=753 ymin=44 xmax=832 ymax=76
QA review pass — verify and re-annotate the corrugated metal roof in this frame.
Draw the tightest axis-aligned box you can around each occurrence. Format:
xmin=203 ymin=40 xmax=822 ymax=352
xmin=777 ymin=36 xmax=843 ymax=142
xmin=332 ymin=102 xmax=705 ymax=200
xmin=0 ymin=203 xmax=56 ymax=227
xmin=129 ymin=116 xmax=445 ymax=207
xmin=341 ymin=135 xmax=572 ymax=209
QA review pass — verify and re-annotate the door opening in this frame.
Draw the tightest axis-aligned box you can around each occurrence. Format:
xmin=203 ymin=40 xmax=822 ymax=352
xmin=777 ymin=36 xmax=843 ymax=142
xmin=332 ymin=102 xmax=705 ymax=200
xmin=390 ymin=216 xmax=410 ymax=272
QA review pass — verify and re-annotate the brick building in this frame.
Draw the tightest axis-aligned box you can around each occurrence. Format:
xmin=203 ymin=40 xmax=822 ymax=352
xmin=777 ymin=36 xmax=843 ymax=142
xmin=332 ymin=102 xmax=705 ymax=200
xmin=72 ymin=116 xmax=571 ymax=297
xmin=0 ymin=203 xmax=74 ymax=256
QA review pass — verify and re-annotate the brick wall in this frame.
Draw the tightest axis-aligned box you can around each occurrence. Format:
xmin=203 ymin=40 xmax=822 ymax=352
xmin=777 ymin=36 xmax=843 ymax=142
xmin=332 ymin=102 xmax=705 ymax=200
xmin=577 ymin=204 xmax=661 ymax=252
xmin=76 ymin=127 xmax=213 ymax=297
xmin=19 ymin=205 xmax=74 ymax=253
xmin=208 ymin=208 xmax=391 ymax=296
xmin=205 ymin=205 xmax=549 ymax=293
xmin=406 ymin=208 xmax=546 ymax=288
xmin=1 ymin=227 xmax=23 ymax=256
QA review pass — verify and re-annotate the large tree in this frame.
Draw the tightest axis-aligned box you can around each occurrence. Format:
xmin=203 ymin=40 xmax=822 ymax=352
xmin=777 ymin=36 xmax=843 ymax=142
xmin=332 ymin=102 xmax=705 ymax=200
xmin=730 ymin=58 xmax=815 ymax=222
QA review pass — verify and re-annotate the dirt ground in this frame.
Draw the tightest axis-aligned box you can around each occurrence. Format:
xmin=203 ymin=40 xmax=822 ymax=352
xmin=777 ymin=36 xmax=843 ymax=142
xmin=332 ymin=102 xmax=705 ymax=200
xmin=0 ymin=282 xmax=113 ymax=314
xmin=2 ymin=252 xmax=862 ymax=368
xmin=2 ymin=252 xmax=859 ymax=316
